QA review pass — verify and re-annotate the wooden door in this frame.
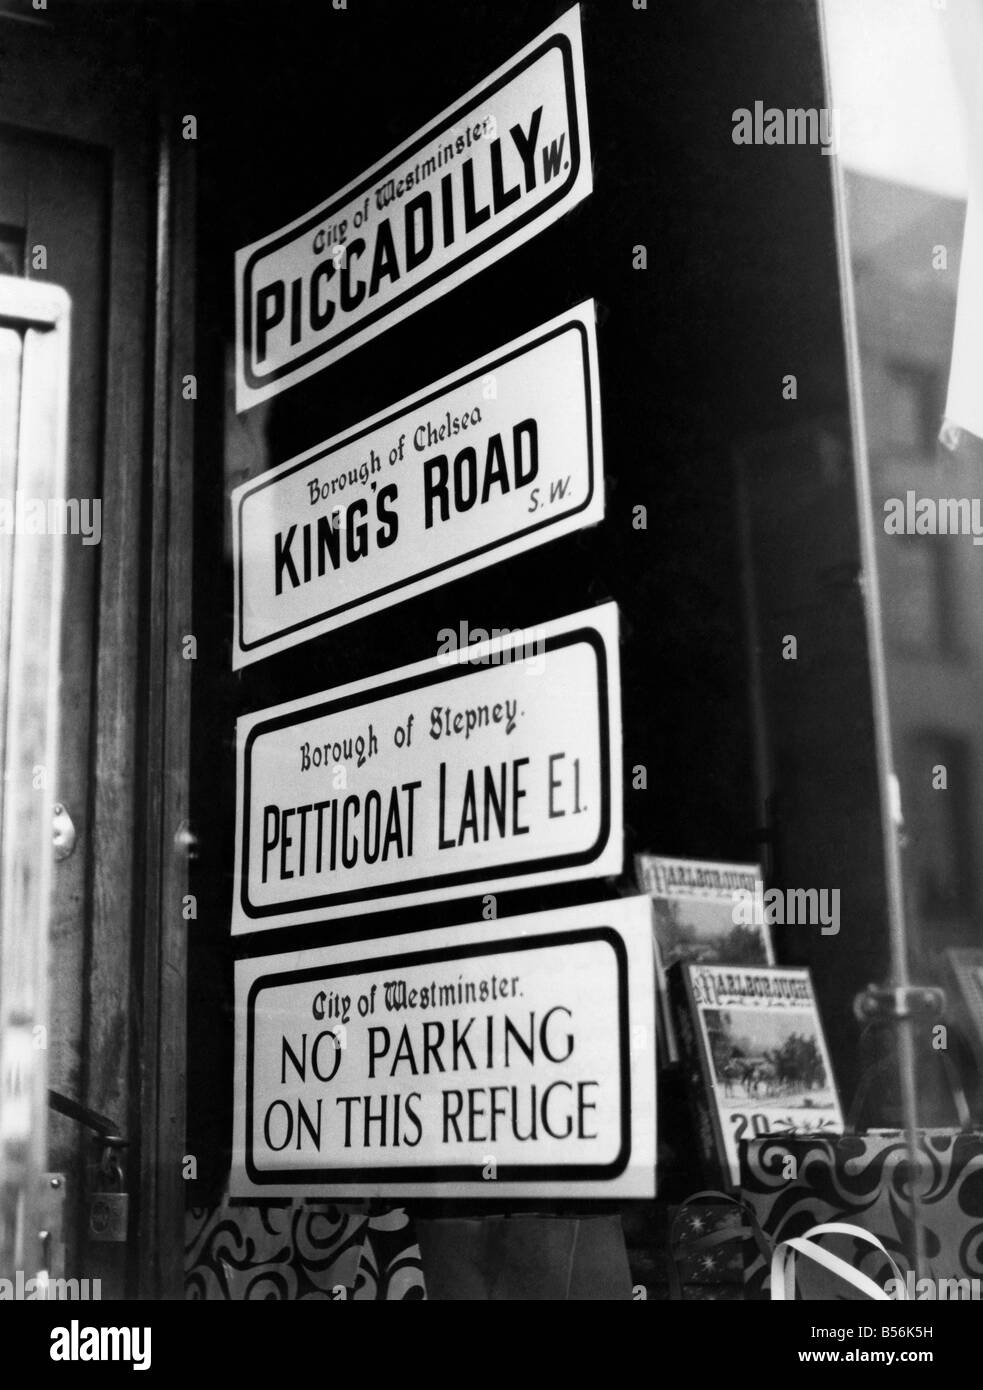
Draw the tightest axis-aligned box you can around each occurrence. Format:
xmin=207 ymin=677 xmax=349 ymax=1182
xmin=0 ymin=272 xmax=68 ymax=1288
xmin=0 ymin=1 xmax=192 ymax=1297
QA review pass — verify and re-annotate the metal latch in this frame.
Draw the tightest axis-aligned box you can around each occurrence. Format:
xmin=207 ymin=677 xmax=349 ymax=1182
xmin=853 ymin=983 xmax=946 ymax=1024
xmin=52 ymin=803 xmax=76 ymax=861
xmin=47 ymin=1089 xmax=128 ymax=1243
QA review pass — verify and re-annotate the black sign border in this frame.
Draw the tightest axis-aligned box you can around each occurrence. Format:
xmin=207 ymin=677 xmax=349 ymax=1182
xmin=238 ymin=624 xmax=613 ymax=919
xmin=243 ymin=924 xmax=632 ymax=1185
xmin=240 ymin=29 xmax=582 ymax=391
xmin=236 ymin=316 xmax=596 ymax=655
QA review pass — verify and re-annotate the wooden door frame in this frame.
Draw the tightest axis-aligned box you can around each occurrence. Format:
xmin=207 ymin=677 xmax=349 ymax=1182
xmin=0 ymin=4 xmax=194 ymax=1299
xmin=136 ymin=94 xmax=195 ymax=1301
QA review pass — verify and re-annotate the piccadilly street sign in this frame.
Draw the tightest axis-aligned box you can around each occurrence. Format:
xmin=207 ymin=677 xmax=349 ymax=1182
xmin=234 ymin=6 xmax=592 ymax=409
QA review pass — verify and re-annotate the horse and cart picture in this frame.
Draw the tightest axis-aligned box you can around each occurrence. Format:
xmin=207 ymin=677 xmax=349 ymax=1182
xmin=706 ymin=1009 xmax=834 ymax=1112
xmin=670 ymin=962 xmax=845 ymax=1186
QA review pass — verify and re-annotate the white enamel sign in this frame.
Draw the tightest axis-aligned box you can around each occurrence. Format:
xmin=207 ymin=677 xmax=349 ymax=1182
xmin=232 ymin=603 xmax=622 ymax=932
xmin=231 ymin=302 xmax=603 ymax=668
xmin=232 ymin=898 xmax=657 ymax=1198
xmin=234 ymin=6 xmax=592 ymax=409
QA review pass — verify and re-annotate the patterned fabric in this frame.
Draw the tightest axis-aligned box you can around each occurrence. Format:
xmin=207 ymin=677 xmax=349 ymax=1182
xmin=669 ymin=1202 xmax=744 ymax=1285
xmin=673 ymin=1284 xmax=744 ymax=1301
xmin=185 ymin=1200 xmax=427 ymax=1300
xmin=740 ymin=1132 xmax=983 ymax=1299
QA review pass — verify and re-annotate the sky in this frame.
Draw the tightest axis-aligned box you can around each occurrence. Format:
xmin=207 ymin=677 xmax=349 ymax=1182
xmin=824 ymin=0 xmax=975 ymax=198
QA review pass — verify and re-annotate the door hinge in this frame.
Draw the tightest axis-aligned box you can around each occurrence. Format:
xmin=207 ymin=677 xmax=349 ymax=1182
xmin=37 ymin=1173 xmax=66 ymax=1282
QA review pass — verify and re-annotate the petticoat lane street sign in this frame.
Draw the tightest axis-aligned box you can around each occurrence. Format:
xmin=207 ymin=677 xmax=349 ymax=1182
xmin=232 ymin=602 xmax=622 ymax=932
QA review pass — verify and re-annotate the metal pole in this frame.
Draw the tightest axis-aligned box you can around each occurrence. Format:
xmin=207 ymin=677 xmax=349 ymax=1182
xmin=817 ymin=0 xmax=926 ymax=1282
